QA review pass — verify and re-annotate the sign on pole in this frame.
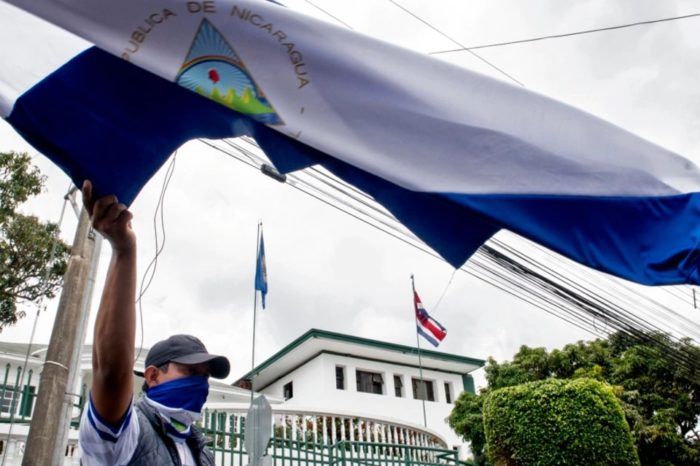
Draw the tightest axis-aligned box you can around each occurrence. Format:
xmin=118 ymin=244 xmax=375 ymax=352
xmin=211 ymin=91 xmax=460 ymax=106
xmin=245 ymin=395 xmax=273 ymax=466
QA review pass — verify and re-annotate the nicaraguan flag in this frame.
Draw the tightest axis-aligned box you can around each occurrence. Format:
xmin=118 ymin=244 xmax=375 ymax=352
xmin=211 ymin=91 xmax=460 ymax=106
xmin=255 ymin=231 xmax=267 ymax=309
xmin=414 ymin=291 xmax=447 ymax=347
xmin=2 ymin=0 xmax=700 ymax=286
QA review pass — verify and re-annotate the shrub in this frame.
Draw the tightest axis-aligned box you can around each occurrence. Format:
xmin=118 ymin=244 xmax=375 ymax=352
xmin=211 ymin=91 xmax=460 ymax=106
xmin=483 ymin=378 xmax=639 ymax=466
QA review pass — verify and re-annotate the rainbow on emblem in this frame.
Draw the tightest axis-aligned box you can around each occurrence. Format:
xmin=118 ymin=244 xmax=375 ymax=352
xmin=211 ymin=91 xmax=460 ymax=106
xmin=176 ymin=19 xmax=283 ymax=125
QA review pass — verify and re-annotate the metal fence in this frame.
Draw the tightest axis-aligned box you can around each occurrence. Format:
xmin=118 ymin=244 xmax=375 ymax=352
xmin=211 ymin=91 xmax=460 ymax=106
xmin=0 ymin=363 xmax=87 ymax=427
xmin=0 ymin=363 xmax=86 ymax=464
xmin=0 ymin=360 xmax=467 ymax=466
xmin=201 ymin=410 xmax=466 ymax=466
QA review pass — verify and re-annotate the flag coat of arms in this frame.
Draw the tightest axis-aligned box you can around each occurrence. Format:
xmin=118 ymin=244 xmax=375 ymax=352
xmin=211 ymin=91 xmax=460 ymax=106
xmin=2 ymin=0 xmax=700 ymax=286
xmin=414 ymin=291 xmax=447 ymax=347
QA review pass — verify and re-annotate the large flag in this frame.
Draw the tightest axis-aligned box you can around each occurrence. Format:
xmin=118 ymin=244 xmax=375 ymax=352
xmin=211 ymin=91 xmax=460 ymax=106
xmin=414 ymin=291 xmax=447 ymax=347
xmin=2 ymin=0 xmax=700 ymax=286
xmin=255 ymin=231 xmax=267 ymax=309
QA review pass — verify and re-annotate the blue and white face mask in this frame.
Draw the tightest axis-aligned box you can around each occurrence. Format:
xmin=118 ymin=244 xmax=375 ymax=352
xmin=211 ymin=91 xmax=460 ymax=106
xmin=145 ymin=375 xmax=209 ymax=438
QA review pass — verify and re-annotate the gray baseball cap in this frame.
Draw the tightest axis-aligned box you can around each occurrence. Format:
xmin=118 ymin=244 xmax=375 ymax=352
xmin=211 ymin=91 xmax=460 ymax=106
xmin=137 ymin=334 xmax=230 ymax=379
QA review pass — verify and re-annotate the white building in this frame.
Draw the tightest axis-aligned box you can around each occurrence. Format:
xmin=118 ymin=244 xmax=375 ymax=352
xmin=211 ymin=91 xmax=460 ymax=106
xmin=235 ymin=329 xmax=484 ymax=454
xmin=0 ymin=330 xmax=484 ymax=464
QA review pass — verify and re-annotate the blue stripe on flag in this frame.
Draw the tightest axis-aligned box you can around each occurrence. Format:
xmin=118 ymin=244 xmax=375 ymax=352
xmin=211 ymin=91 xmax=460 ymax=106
xmin=416 ymin=326 xmax=440 ymax=347
xmin=444 ymin=192 xmax=700 ymax=285
xmin=7 ymin=47 xmax=249 ymax=204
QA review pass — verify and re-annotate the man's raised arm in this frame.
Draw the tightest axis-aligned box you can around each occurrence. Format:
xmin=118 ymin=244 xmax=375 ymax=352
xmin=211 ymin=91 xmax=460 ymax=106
xmin=83 ymin=180 xmax=137 ymax=424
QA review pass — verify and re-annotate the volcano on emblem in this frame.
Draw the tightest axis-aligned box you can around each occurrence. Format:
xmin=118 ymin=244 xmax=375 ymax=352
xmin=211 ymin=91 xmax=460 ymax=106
xmin=176 ymin=19 xmax=283 ymax=125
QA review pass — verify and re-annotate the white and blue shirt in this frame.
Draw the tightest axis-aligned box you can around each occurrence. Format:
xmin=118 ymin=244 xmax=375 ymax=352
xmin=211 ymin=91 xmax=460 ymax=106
xmin=79 ymin=396 xmax=196 ymax=465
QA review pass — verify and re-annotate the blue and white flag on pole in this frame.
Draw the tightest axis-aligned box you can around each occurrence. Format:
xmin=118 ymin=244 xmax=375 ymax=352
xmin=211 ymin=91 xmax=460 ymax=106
xmin=255 ymin=230 xmax=267 ymax=309
xmin=2 ymin=0 xmax=700 ymax=286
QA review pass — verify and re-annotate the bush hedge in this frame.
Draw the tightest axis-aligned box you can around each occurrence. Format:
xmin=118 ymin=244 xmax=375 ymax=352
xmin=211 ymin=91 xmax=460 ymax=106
xmin=483 ymin=378 xmax=639 ymax=466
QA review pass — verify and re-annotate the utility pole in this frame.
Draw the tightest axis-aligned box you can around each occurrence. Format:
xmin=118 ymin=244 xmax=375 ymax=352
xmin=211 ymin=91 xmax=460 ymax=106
xmin=55 ymin=216 xmax=101 ymax=462
xmin=23 ymin=207 xmax=101 ymax=466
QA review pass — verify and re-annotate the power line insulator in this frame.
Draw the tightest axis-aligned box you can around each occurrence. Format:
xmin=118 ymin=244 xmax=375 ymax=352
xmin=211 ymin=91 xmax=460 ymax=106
xmin=261 ymin=163 xmax=287 ymax=183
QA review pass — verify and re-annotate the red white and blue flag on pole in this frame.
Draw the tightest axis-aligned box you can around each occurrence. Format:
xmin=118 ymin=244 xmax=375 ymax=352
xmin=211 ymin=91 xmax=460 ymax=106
xmin=414 ymin=292 xmax=447 ymax=347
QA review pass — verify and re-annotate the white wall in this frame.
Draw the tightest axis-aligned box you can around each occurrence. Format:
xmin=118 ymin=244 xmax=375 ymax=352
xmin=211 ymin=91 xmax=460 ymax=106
xmin=263 ymin=354 xmax=328 ymax=406
xmin=260 ymin=353 xmax=467 ymax=451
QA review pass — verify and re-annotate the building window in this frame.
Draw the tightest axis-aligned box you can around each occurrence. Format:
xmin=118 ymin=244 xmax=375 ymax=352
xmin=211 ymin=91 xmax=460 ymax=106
xmin=336 ymin=366 xmax=345 ymax=390
xmin=0 ymin=385 xmax=18 ymax=413
xmin=0 ymin=384 xmax=35 ymax=417
xmin=356 ymin=370 xmax=384 ymax=394
xmin=412 ymin=378 xmax=435 ymax=401
xmin=393 ymin=375 xmax=404 ymax=397
xmin=283 ymin=381 xmax=293 ymax=400
xmin=444 ymin=382 xmax=453 ymax=404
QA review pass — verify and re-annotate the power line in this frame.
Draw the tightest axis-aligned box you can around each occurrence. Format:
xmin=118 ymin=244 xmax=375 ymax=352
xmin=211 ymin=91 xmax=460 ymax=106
xmin=477 ymin=244 xmax=699 ymax=372
xmin=134 ymin=152 xmax=178 ymax=363
xmin=430 ymin=12 xmax=700 ymax=55
xmin=224 ymin=2 xmax=699 ymax=371
xmin=290 ymin=2 xmax=693 ymax=338
xmin=301 ymin=0 xmax=354 ymax=30
xmin=494 ymin=236 xmax=700 ymax=340
xmin=200 ymin=138 xmax=700 ymax=378
xmin=512 ymin=238 xmax=700 ymax=339
xmin=296 ymin=0 xmax=520 ymax=85
xmin=208 ymin=140 xmax=700 ymax=336
xmin=385 ymin=0 xmax=524 ymax=86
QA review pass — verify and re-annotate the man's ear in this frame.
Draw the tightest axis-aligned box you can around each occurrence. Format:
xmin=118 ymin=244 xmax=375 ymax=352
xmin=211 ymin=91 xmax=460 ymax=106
xmin=144 ymin=366 xmax=160 ymax=388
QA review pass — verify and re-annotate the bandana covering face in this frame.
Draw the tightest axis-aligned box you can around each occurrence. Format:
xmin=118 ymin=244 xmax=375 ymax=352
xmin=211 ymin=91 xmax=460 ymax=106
xmin=145 ymin=375 xmax=209 ymax=439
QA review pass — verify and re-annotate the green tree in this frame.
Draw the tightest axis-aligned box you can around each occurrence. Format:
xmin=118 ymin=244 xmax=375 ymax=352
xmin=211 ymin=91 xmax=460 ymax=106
xmin=448 ymin=391 xmax=489 ymax=465
xmin=0 ymin=151 xmax=68 ymax=328
xmin=450 ymin=333 xmax=700 ymax=465
xmin=483 ymin=378 xmax=639 ymax=466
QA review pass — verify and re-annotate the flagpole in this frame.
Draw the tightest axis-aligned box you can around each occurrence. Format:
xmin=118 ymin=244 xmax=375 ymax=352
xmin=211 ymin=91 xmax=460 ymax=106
xmin=250 ymin=221 xmax=262 ymax=404
xmin=411 ymin=274 xmax=428 ymax=428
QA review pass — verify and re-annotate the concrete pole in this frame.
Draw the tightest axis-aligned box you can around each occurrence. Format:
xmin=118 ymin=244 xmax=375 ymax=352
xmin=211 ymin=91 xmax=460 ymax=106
xmin=23 ymin=208 xmax=99 ymax=466
xmin=55 ymin=226 xmax=102 ymax=462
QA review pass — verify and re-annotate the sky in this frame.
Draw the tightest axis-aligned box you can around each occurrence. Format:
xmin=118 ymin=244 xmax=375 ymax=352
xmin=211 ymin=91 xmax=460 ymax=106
xmin=0 ymin=0 xmax=699 ymax=395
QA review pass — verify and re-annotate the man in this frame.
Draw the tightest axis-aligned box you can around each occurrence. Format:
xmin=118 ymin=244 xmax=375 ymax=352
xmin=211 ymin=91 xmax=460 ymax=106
xmin=78 ymin=181 xmax=230 ymax=465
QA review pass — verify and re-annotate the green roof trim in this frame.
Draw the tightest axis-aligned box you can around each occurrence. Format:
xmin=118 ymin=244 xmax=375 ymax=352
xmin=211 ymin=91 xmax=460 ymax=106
xmin=238 ymin=328 xmax=485 ymax=382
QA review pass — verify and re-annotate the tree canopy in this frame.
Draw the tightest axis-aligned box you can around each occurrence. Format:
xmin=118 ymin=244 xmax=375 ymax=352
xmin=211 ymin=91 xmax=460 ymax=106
xmin=0 ymin=151 xmax=68 ymax=328
xmin=449 ymin=332 xmax=700 ymax=466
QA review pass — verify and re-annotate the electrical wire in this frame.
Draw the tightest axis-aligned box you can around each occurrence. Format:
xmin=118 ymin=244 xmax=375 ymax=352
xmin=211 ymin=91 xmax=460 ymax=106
xmin=494 ymin=239 xmax=700 ymax=340
xmin=479 ymin=244 xmax=699 ymax=372
xmin=430 ymin=12 xmax=700 ymax=55
xmin=503 ymin=237 xmax=700 ymax=340
xmin=199 ymin=138 xmax=700 ymax=379
xmin=134 ymin=152 xmax=178 ymax=364
xmin=386 ymin=0 xmax=524 ymax=86
xmin=302 ymin=0 xmax=354 ymax=29
xmin=486 ymin=240 xmax=700 ymax=370
xmin=430 ymin=269 xmax=458 ymax=314
xmin=265 ymin=1 xmax=699 ymax=373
